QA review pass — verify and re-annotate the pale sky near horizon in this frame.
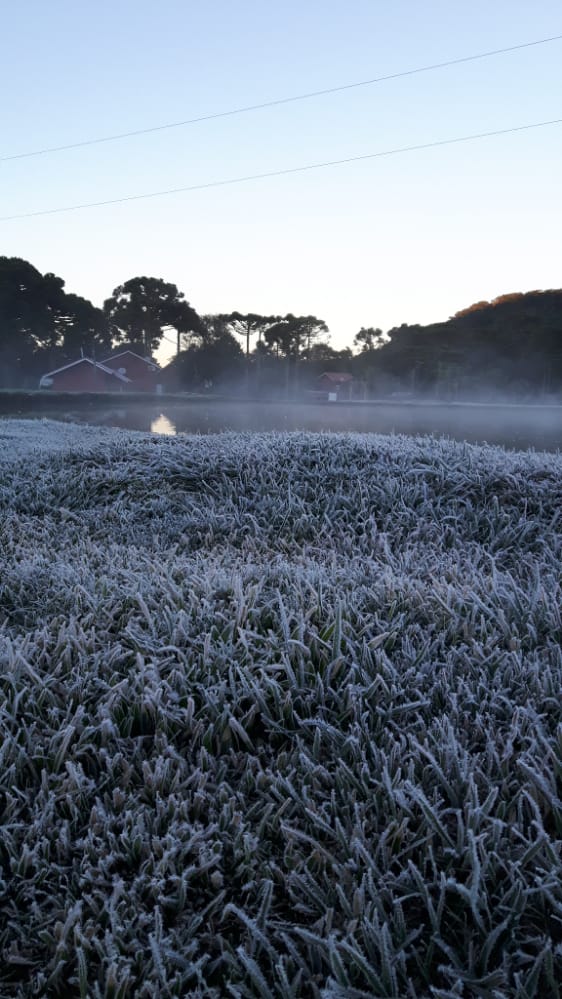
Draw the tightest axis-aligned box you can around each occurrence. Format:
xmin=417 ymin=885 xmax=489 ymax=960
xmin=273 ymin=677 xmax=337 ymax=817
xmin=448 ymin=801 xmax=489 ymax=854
xmin=1 ymin=1 xmax=561 ymax=365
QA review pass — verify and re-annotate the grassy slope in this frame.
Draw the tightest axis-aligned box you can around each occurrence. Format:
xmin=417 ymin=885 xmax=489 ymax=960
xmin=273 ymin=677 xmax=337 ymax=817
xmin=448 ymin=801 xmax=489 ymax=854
xmin=0 ymin=420 xmax=561 ymax=998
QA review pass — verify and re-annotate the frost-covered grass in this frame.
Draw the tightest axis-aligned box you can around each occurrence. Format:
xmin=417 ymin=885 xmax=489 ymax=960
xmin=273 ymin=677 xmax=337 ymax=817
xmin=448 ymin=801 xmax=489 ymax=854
xmin=1 ymin=419 xmax=561 ymax=998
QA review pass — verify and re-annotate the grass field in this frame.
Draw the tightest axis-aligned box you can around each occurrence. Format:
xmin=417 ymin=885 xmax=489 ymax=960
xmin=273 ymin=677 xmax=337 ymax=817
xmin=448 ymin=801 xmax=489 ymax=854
xmin=1 ymin=419 xmax=561 ymax=997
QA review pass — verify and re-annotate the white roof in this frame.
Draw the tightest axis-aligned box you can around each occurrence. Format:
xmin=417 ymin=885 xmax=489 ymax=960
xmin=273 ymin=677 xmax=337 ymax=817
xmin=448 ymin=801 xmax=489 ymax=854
xmin=102 ymin=349 xmax=160 ymax=370
xmin=39 ymin=357 xmax=131 ymax=387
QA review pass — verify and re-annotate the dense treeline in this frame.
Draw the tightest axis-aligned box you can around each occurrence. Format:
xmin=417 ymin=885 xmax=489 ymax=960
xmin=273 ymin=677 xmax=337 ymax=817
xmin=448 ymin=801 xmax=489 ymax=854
xmin=369 ymin=292 xmax=562 ymax=399
xmin=1 ymin=256 xmax=561 ymax=398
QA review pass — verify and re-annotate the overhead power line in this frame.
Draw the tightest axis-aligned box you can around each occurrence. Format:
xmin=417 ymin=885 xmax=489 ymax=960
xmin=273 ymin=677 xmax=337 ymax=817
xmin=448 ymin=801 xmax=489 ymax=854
xmin=1 ymin=33 xmax=561 ymax=163
xmin=1 ymin=116 xmax=560 ymax=223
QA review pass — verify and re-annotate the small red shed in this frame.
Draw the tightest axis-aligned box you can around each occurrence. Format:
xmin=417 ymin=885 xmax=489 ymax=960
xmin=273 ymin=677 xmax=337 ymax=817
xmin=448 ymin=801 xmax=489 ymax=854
xmin=39 ymin=358 xmax=131 ymax=392
xmin=316 ymin=372 xmax=354 ymax=400
xmin=101 ymin=350 xmax=161 ymax=392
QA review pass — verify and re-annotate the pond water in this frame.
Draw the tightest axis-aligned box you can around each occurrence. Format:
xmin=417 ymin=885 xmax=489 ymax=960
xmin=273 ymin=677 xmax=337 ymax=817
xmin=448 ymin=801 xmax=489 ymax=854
xmin=7 ymin=399 xmax=562 ymax=451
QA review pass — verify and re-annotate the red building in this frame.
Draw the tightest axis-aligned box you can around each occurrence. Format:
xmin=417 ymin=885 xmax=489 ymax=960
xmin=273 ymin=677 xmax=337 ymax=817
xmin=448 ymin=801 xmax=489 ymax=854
xmin=316 ymin=372 xmax=354 ymax=400
xmin=101 ymin=350 xmax=161 ymax=392
xmin=39 ymin=358 xmax=131 ymax=392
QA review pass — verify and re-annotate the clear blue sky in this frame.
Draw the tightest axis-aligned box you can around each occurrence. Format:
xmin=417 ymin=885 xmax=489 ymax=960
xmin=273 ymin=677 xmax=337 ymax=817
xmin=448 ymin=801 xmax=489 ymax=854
xmin=1 ymin=0 xmax=561 ymax=363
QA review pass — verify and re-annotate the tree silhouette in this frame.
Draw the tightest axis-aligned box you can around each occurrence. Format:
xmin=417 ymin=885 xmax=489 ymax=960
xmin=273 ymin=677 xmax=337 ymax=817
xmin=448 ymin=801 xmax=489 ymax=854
xmin=0 ymin=257 xmax=113 ymax=384
xmin=261 ymin=314 xmax=329 ymax=396
xmin=104 ymin=277 xmax=203 ymax=355
xmin=217 ymin=313 xmax=281 ymax=393
xmin=306 ymin=342 xmax=350 ymax=363
xmin=353 ymin=327 xmax=384 ymax=352
xmin=56 ymin=294 xmax=112 ymax=359
xmin=200 ymin=314 xmax=232 ymax=343
xmin=219 ymin=312 xmax=280 ymax=356
xmin=0 ymin=258 xmax=63 ymax=355
xmin=264 ymin=314 xmax=329 ymax=358
xmin=166 ymin=332 xmax=244 ymax=391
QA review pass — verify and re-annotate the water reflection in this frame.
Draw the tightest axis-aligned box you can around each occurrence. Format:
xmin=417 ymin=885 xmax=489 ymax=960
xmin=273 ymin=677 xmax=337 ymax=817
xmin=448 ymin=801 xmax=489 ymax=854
xmin=6 ymin=401 xmax=562 ymax=451
xmin=150 ymin=413 xmax=176 ymax=435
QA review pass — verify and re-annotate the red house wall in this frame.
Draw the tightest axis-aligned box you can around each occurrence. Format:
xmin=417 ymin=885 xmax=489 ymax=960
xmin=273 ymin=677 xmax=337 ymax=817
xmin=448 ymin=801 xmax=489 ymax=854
xmin=317 ymin=375 xmax=353 ymax=390
xmin=103 ymin=353 xmax=159 ymax=392
xmin=48 ymin=365 xmax=124 ymax=392
xmin=316 ymin=374 xmax=354 ymax=400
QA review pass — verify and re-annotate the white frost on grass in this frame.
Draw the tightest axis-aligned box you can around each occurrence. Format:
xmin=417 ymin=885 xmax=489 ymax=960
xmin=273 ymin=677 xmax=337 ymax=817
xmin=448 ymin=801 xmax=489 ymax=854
xmin=0 ymin=419 xmax=561 ymax=997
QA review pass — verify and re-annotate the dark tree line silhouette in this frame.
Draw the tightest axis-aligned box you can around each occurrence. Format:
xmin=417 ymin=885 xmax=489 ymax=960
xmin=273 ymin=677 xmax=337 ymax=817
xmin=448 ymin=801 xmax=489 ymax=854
xmin=1 ymin=256 xmax=561 ymax=399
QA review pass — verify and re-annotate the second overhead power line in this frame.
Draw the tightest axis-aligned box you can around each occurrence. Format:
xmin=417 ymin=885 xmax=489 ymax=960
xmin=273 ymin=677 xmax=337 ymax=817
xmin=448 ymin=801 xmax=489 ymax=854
xmin=2 ymin=116 xmax=561 ymax=222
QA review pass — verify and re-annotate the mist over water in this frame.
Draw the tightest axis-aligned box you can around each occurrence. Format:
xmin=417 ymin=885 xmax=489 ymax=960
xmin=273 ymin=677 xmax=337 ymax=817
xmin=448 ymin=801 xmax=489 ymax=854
xmin=7 ymin=399 xmax=562 ymax=450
